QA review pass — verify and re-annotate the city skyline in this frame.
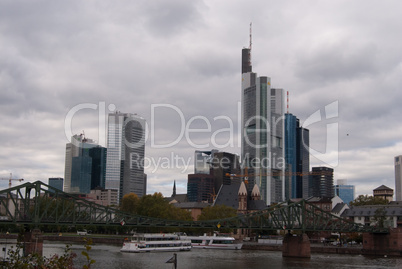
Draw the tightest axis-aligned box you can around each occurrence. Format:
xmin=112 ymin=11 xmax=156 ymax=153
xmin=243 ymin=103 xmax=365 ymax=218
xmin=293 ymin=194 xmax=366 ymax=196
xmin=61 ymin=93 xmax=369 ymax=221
xmin=1 ymin=1 xmax=401 ymax=198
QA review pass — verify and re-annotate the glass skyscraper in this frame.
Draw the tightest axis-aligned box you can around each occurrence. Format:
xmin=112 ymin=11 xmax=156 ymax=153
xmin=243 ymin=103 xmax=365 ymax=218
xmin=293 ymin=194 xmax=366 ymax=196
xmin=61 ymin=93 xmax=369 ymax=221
xmin=48 ymin=177 xmax=63 ymax=192
xmin=194 ymin=150 xmax=218 ymax=174
xmin=105 ymin=112 xmax=146 ymax=201
xmin=297 ymin=124 xmax=310 ymax=198
xmin=311 ymin=166 xmax=334 ymax=198
xmin=285 ymin=114 xmax=310 ymax=199
xmin=64 ymin=134 xmax=106 ymax=194
xmin=285 ymin=114 xmax=297 ymax=199
xmin=241 ymin=47 xmax=285 ymax=205
xmin=334 ymin=179 xmax=355 ymax=205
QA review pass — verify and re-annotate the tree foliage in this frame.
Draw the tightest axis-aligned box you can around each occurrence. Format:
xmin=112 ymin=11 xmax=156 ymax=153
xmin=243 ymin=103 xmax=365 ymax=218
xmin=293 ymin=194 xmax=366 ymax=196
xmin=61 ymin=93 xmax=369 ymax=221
xmin=373 ymin=207 xmax=387 ymax=228
xmin=3 ymin=235 xmax=94 ymax=269
xmin=349 ymin=195 xmax=388 ymax=206
xmin=198 ymin=205 xmax=237 ymax=221
xmin=120 ymin=192 xmax=192 ymax=233
xmin=4 ymin=242 xmax=76 ymax=269
xmin=120 ymin=193 xmax=140 ymax=214
xmin=197 ymin=205 xmax=237 ymax=233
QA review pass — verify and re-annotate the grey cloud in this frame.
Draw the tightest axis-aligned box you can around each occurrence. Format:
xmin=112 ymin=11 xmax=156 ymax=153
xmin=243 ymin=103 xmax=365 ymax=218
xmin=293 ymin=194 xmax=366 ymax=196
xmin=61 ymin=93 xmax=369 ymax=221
xmin=295 ymin=42 xmax=380 ymax=83
xmin=141 ymin=0 xmax=205 ymax=37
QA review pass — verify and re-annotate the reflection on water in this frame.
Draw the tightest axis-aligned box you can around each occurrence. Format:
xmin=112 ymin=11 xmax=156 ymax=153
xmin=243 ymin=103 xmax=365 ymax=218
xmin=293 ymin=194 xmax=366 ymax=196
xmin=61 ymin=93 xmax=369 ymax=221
xmin=42 ymin=242 xmax=402 ymax=269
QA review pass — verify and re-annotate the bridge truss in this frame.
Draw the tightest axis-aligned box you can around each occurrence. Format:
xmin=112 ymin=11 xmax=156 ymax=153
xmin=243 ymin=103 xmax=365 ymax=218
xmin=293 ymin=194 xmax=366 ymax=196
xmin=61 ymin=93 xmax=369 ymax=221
xmin=0 ymin=181 xmax=387 ymax=233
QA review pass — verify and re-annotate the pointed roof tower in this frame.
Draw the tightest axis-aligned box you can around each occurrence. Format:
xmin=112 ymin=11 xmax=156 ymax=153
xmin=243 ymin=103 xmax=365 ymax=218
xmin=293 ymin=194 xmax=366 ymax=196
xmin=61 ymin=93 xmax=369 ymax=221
xmin=172 ymin=180 xmax=176 ymax=197
xmin=251 ymin=184 xmax=261 ymax=200
xmin=238 ymin=181 xmax=248 ymax=196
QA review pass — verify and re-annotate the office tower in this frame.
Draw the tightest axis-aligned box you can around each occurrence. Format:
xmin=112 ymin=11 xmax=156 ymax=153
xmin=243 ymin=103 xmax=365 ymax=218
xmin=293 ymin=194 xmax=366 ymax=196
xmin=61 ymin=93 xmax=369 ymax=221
xmin=194 ymin=150 xmax=218 ymax=174
xmin=70 ymin=139 xmax=96 ymax=194
xmin=64 ymin=134 xmax=82 ymax=192
xmin=241 ymin=47 xmax=285 ymax=205
xmin=48 ymin=177 xmax=63 ymax=192
xmin=285 ymin=114 xmax=297 ymax=199
xmin=395 ymin=155 xmax=402 ymax=201
xmin=89 ymin=146 xmax=107 ymax=190
xmin=297 ymin=124 xmax=310 ymax=198
xmin=187 ymin=174 xmax=215 ymax=203
xmin=285 ymin=114 xmax=310 ymax=200
xmin=334 ymin=179 xmax=355 ymax=204
xmin=64 ymin=134 xmax=107 ymax=194
xmin=211 ymin=151 xmax=241 ymax=192
xmin=105 ymin=112 xmax=146 ymax=201
xmin=311 ymin=166 xmax=334 ymax=198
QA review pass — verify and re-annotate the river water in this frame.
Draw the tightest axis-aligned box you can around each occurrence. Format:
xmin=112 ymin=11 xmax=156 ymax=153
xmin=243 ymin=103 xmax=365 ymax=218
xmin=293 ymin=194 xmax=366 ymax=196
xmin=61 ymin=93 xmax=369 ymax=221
xmin=41 ymin=242 xmax=402 ymax=269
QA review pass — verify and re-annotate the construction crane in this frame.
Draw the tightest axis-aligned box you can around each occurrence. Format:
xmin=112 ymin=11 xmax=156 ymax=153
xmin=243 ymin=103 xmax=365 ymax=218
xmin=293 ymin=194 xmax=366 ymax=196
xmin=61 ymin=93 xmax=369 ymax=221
xmin=1 ymin=173 xmax=24 ymax=188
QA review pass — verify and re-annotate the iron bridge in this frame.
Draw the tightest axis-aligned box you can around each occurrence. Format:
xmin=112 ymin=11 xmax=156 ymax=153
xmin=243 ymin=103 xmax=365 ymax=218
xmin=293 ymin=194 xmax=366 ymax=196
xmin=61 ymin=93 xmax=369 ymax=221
xmin=0 ymin=181 xmax=387 ymax=233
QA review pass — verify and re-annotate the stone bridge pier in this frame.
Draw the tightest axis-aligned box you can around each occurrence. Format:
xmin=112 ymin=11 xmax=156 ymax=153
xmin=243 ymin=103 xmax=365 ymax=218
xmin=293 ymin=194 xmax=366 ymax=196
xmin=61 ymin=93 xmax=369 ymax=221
xmin=24 ymin=228 xmax=43 ymax=256
xmin=282 ymin=233 xmax=311 ymax=258
xmin=362 ymin=227 xmax=402 ymax=256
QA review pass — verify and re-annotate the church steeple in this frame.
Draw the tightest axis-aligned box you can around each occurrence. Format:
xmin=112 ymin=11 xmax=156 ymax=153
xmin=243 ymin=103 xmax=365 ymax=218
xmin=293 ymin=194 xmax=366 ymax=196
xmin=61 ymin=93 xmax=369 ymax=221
xmin=172 ymin=180 xmax=177 ymax=197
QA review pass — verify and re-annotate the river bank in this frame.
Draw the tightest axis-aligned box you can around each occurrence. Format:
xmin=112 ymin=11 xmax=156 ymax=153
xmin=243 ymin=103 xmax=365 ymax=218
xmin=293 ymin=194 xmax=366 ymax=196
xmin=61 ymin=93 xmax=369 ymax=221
xmin=0 ymin=233 xmax=369 ymax=256
xmin=242 ymin=242 xmax=363 ymax=255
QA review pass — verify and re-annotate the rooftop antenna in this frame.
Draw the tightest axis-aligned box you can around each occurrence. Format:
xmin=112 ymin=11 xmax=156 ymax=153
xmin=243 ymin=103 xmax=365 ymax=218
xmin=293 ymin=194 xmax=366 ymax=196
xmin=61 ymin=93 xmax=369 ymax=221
xmin=287 ymin=91 xmax=289 ymax=113
xmin=249 ymin=22 xmax=252 ymax=65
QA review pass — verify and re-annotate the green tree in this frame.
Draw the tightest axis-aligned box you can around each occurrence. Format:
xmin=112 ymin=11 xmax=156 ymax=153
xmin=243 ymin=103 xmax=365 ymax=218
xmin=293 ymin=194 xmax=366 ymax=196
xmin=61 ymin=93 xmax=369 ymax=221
xmin=373 ymin=207 xmax=387 ymax=228
xmin=137 ymin=193 xmax=169 ymax=218
xmin=132 ymin=193 xmax=192 ymax=232
xmin=197 ymin=205 xmax=237 ymax=233
xmin=349 ymin=195 xmax=388 ymax=206
xmin=198 ymin=205 xmax=237 ymax=221
xmin=120 ymin=193 xmax=140 ymax=214
xmin=137 ymin=193 xmax=192 ymax=221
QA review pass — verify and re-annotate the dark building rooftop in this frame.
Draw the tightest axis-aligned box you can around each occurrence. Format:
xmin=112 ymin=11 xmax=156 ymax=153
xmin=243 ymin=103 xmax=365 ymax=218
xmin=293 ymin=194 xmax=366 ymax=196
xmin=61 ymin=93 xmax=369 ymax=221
xmin=374 ymin=185 xmax=393 ymax=191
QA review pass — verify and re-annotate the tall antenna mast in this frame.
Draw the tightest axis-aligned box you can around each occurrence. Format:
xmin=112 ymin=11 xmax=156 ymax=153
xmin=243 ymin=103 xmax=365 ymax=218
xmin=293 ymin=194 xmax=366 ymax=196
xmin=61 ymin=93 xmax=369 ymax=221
xmin=287 ymin=91 xmax=289 ymax=113
xmin=249 ymin=22 xmax=252 ymax=50
xmin=249 ymin=22 xmax=252 ymax=66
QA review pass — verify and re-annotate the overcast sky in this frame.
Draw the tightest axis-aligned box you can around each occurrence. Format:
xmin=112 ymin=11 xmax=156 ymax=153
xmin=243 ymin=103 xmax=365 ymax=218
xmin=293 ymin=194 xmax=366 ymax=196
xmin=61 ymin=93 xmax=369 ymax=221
xmin=1 ymin=0 xmax=401 ymax=198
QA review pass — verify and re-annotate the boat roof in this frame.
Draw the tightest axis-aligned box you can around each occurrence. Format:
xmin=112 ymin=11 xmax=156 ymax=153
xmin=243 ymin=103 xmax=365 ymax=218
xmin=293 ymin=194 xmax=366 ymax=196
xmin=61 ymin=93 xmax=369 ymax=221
xmin=133 ymin=233 xmax=180 ymax=237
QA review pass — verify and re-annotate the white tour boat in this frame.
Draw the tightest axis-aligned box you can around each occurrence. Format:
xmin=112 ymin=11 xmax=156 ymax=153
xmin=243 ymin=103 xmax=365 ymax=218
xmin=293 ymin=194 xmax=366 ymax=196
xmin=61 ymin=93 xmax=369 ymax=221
xmin=120 ymin=233 xmax=192 ymax=253
xmin=184 ymin=233 xmax=243 ymax=250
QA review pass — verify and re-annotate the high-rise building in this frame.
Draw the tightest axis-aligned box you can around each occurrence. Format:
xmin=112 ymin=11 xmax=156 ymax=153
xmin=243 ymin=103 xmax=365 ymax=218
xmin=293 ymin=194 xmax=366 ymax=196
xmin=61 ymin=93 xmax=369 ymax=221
xmin=395 ymin=155 xmax=402 ymax=201
xmin=48 ymin=177 xmax=63 ymax=192
xmin=187 ymin=174 xmax=215 ymax=203
xmin=70 ymin=139 xmax=96 ymax=194
xmin=211 ymin=151 xmax=241 ymax=192
xmin=241 ymin=47 xmax=285 ymax=205
xmin=284 ymin=114 xmax=310 ymax=199
xmin=188 ymin=150 xmax=240 ymax=203
xmin=63 ymin=134 xmax=82 ymax=192
xmin=105 ymin=112 xmax=146 ymax=201
xmin=89 ymin=146 xmax=107 ymax=190
xmin=64 ymin=134 xmax=106 ymax=194
xmin=285 ymin=113 xmax=297 ymax=200
xmin=194 ymin=150 xmax=218 ymax=174
xmin=297 ymin=124 xmax=310 ymax=198
xmin=334 ymin=179 xmax=355 ymax=204
xmin=311 ymin=166 xmax=334 ymax=198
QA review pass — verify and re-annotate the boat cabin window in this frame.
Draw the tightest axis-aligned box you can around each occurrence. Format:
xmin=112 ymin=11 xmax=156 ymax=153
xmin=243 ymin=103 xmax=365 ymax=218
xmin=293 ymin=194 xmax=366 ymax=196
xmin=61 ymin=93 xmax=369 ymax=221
xmin=213 ymin=240 xmax=233 ymax=244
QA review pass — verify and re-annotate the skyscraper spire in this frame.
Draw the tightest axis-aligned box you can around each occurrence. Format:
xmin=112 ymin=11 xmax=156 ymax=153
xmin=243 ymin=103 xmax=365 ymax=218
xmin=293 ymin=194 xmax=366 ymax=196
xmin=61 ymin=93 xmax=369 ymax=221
xmin=241 ymin=23 xmax=252 ymax=74
xmin=249 ymin=22 xmax=252 ymax=62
